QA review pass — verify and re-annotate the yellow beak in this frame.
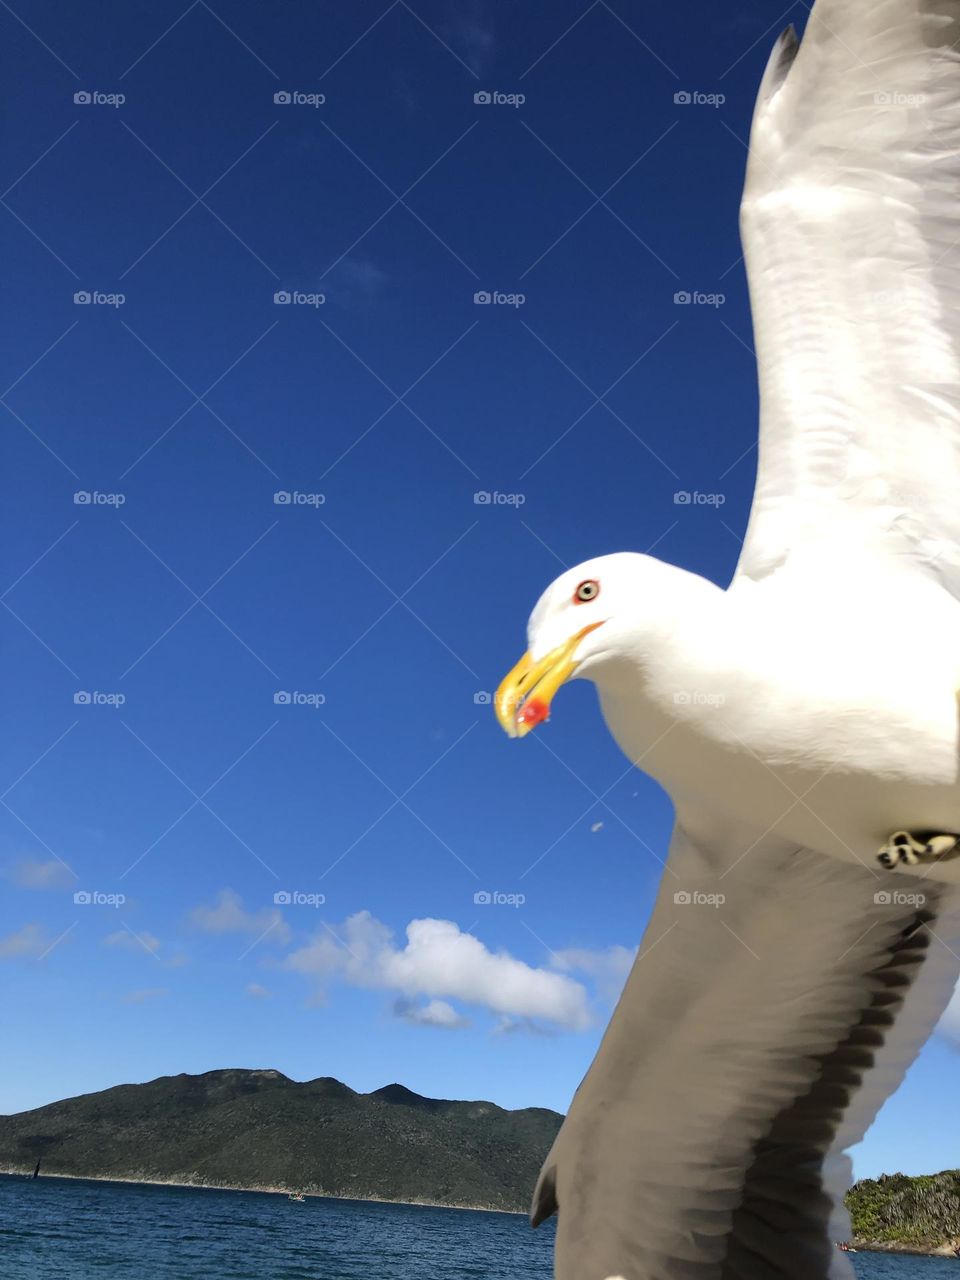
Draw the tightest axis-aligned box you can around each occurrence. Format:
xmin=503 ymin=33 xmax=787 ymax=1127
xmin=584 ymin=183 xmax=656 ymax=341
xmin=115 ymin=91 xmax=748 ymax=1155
xmin=494 ymin=622 xmax=605 ymax=739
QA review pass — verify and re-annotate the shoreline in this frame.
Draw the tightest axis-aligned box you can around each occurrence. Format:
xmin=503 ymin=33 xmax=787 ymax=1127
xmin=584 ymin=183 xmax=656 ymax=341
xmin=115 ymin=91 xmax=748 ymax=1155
xmin=9 ymin=1169 xmax=956 ymax=1254
xmin=852 ymin=1238 xmax=960 ymax=1260
xmin=0 ymin=1166 xmax=527 ymax=1217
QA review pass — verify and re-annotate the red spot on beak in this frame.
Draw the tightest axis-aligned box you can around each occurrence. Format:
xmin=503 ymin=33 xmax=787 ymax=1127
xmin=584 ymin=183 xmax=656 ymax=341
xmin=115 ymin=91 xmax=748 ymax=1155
xmin=517 ymin=697 xmax=549 ymax=730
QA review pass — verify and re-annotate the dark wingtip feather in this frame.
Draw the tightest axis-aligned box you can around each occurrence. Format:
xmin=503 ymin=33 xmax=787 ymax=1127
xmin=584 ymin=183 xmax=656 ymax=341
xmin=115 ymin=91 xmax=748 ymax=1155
xmin=530 ymin=1162 xmax=558 ymax=1227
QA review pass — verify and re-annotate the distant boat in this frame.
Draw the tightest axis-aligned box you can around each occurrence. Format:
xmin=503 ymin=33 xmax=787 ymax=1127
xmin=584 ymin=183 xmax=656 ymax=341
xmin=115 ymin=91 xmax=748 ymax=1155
xmin=835 ymin=1242 xmax=857 ymax=1253
xmin=288 ymin=1191 xmax=305 ymax=1203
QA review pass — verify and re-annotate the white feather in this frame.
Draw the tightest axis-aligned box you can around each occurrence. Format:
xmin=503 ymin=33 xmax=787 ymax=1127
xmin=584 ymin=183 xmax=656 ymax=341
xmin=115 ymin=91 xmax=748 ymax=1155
xmin=738 ymin=1 xmax=960 ymax=594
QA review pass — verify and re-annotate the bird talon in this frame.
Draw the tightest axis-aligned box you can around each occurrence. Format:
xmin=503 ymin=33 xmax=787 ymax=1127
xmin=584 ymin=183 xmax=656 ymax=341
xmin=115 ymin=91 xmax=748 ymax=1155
xmin=877 ymin=831 xmax=960 ymax=870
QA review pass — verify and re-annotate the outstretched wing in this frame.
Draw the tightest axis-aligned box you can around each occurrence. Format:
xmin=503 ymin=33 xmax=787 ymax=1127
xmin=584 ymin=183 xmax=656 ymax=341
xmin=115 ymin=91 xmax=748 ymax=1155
xmin=735 ymin=1 xmax=960 ymax=594
xmin=533 ymin=821 xmax=960 ymax=1280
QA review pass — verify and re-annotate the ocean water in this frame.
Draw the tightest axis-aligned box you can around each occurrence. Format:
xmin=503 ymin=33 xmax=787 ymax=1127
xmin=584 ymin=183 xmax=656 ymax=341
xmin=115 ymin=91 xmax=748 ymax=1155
xmin=0 ymin=1174 xmax=954 ymax=1279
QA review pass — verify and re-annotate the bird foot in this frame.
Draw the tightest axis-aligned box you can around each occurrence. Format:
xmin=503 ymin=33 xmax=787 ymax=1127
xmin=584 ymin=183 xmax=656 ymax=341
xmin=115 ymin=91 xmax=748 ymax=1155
xmin=877 ymin=831 xmax=960 ymax=870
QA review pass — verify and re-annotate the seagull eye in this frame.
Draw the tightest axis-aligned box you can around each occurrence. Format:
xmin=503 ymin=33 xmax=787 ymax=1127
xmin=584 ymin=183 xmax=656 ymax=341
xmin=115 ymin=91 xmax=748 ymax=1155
xmin=574 ymin=579 xmax=600 ymax=604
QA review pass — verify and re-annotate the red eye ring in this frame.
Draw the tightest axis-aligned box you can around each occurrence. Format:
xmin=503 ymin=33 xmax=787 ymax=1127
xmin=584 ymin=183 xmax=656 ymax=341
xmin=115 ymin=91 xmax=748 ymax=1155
xmin=573 ymin=579 xmax=600 ymax=604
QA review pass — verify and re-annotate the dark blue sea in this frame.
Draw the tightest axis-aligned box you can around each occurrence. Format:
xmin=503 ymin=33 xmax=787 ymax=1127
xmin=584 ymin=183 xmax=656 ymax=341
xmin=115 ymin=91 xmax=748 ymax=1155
xmin=0 ymin=1175 xmax=955 ymax=1278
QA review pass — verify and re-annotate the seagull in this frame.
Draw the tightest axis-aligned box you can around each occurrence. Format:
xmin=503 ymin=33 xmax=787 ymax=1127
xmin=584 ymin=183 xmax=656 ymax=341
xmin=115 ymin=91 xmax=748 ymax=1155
xmin=495 ymin=3 xmax=960 ymax=1277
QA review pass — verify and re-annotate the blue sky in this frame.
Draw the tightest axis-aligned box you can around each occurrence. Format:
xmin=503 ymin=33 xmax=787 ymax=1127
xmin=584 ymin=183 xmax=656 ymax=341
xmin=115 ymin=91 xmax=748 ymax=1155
xmin=1 ymin=0 xmax=956 ymax=1182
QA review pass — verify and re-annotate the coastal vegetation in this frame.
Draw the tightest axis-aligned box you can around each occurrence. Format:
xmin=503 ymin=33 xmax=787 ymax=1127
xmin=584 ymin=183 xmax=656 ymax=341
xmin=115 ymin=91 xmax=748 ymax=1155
xmin=847 ymin=1170 xmax=960 ymax=1256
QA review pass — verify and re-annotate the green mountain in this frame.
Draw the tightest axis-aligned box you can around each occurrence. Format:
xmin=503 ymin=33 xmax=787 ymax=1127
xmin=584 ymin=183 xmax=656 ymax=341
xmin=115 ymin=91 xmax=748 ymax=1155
xmin=0 ymin=1069 xmax=562 ymax=1212
xmin=6 ymin=1071 xmax=957 ymax=1250
xmin=847 ymin=1170 xmax=960 ymax=1255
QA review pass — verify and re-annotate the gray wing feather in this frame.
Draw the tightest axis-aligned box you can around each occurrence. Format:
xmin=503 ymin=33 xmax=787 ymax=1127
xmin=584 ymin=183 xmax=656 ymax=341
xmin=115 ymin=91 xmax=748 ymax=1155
xmin=537 ymin=822 xmax=960 ymax=1280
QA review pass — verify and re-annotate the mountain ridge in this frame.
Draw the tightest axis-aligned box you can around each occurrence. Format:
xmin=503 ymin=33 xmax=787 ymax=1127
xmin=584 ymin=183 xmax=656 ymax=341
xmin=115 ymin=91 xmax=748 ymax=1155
xmin=0 ymin=1068 xmax=562 ymax=1213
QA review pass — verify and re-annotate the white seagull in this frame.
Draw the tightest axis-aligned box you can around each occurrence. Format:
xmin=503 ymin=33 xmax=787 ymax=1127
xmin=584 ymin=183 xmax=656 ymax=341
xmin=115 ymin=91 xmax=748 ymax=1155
xmin=495 ymin=2 xmax=960 ymax=1277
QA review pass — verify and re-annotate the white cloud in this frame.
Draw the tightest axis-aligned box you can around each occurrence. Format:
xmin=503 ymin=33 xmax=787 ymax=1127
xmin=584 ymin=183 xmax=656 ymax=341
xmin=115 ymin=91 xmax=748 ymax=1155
xmin=550 ymin=944 xmax=636 ymax=1003
xmin=246 ymin=983 xmax=271 ymax=999
xmin=189 ymin=890 xmax=290 ymax=946
xmin=285 ymin=911 xmax=591 ymax=1030
xmin=7 ymin=858 xmax=75 ymax=890
xmin=104 ymin=929 xmax=160 ymax=956
xmin=394 ymin=997 xmax=470 ymax=1029
xmin=0 ymin=923 xmax=49 ymax=958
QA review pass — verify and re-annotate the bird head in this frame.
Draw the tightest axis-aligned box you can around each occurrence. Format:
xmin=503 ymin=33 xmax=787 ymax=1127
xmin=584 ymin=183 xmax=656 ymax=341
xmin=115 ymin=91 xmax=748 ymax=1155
xmin=495 ymin=552 xmax=651 ymax=738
